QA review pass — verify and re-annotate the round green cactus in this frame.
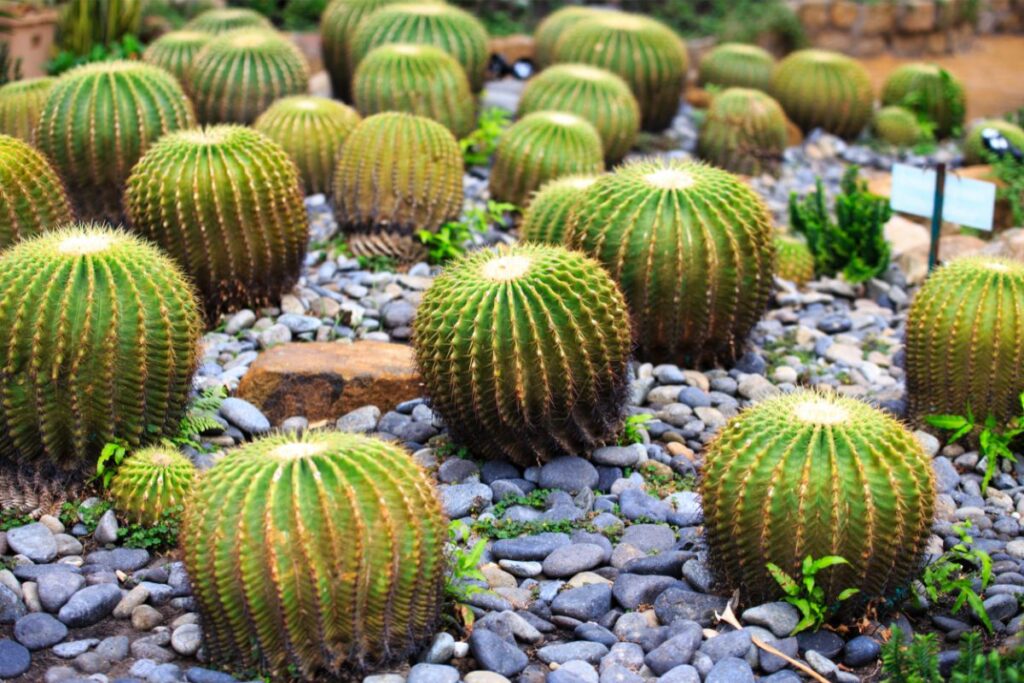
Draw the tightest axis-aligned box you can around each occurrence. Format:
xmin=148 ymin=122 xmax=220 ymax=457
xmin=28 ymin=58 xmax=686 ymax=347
xmin=770 ymin=49 xmax=873 ymax=139
xmin=185 ymin=7 xmax=273 ymax=34
xmin=552 ymin=12 xmax=688 ymax=132
xmin=182 ymin=431 xmax=446 ymax=678
xmin=125 ymin=125 xmax=308 ymax=322
xmin=701 ymin=390 xmax=935 ymax=604
xmin=872 ymin=105 xmax=927 ymax=147
xmin=0 ymin=134 xmax=74 ymax=250
xmin=142 ymin=30 xmax=212 ymax=83
xmin=698 ymin=42 xmax=775 ymax=92
xmin=35 ymin=61 xmax=196 ymax=222
xmin=490 ymin=111 xmax=605 ymax=208
xmin=109 ymin=446 xmax=196 ymax=525
xmin=534 ymin=6 xmax=604 ymax=69
xmin=963 ymin=119 xmax=1024 ymax=165
xmin=881 ymin=62 xmax=965 ymax=139
xmin=517 ymin=63 xmax=640 ymax=164
xmin=254 ymin=95 xmax=361 ymax=197
xmin=519 ymin=174 xmax=598 ymax=245
xmin=697 ymin=87 xmax=788 ymax=176
xmin=414 ymin=243 xmax=632 ymax=465
xmin=774 ymin=234 xmax=815 ymax=285
xmin=353 ymin=43 xmax=475 ymax=139
xmin=0 ymin=77 xmax=55 ymax=144
xmin=350 ymin=3 xmax=490 ymax=93
xmin=567 ymin=159 xmax=774 ymax=366
xmin=0 ymin=225 xmax=203 ymax=469
xmin=906 ymin=256 xmax=1024 ymax=426
xmin=188 ymin=28 xmax=310 ymax=125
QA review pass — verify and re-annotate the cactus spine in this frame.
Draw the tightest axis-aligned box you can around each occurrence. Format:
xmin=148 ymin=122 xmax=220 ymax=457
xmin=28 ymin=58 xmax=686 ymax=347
xmin=143 ymin=30 xmax=212 ymax=83
xmin=414 ymin=244 xmax=632 ymax=465
xmin=697 ymin=87 xmax=788 ymax=176
xmin=519 ymin=175 xmax=598 ymax=245
xmin=0 ymin=134 xmax=74 ymax=249
xmin=534 ymin=6 xmax=603 ymax=69
xmin=770 ymin=49 xmax=873 ymax=140
xmin=185 ymin=8 xmax=273 ymax=34
xmin=872 ymin=105 xmax=927 ymax=147
xmin=0 ymin=77 xmax=55 ymax=144
xmin=774 ymin=234 xmax=815 ymax=286
xmin=698 ymin=43 xmax=775 ymax=92
xmin=182 ymin=431 xmax=447 ymax=678
xmin=881 ymin=62 xmax=965 ymax=139
xmin=963 ymin=119 xmax=1024 ymax=165
xmin=109 ymin=447 xmax=196 ymax=525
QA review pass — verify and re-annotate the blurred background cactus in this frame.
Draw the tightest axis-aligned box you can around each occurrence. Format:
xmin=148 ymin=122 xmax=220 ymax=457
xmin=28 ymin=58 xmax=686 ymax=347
xmin=532 ymin=6 xmax=602 ymax=69
xmin=881 ymin=62 xmax=966 ymax=140
xmin=963 ymin=119 xmax=1024 ymax=165
xmin=185 ymin=7 xmax=273 ymax=34
xmin=697 ymin=87 xmax=788 ymax=176
xmin=519 ymin=174 xmax=598 ymax=245
xmin=873 ymin=105 xmax=928 ymax=147
xmin=109 ymin=446 xmax=196 ymax=525
xmin=49 ymin=0 xmax=142 ymax=75
xmin=0 ymin=77 xmax=54 ymax=143
xmin=698 ymin=42 xmax=775 ymax=92
xmin=774 ymin=233 xmax=815 ymax=286
xmin=771 ymin=49 xmax=873 ymax=140
xmin=0 ymin=134 xmax=74 ymax=250
xmin=142 ymin=29 xmax=211 ymax=82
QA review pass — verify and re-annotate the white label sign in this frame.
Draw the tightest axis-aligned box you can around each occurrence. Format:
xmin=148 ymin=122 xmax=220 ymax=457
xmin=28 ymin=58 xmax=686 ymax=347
xmin=889 ymin=163 xmax=996 ymax=232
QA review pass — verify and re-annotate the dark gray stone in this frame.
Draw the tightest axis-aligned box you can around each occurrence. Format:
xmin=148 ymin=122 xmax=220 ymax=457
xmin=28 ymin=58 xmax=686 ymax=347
xmin=84 ymin=548 xmax=150 ymax=572
xmin=96 ymin=635 xmax=130 ymax=662
xmin=0 ymin=583 xmax=26 ymax=624
xmin=58 ymin=584 xmax=122 ymax=627
xmin=0 ymin=638 xmax=30 ymax=678
xmin=492 ymin=533 xmax=571 ymax=561
xmin=407 ymin=663 xmax=460 ymax=683
xmin=14 ymin=612 xmax=67 ymax=649
xmin=644 ymin=623 xmax=702 ymax=675
xmin=38 ymin=571 xmax=85 ymax=613
xmin=219 ymin=398 xmax=270 ymax=434
xmin=741 ymin=602 xmax=799 ymax=638
xmin=600 ymin=663 xmax=644 ymax=683
xmin=677 ymin=387 xmax=711 ymax=408
xmin=983 ymin=594 xmax=1018 ymax=622
xmin=760 ymin=637 xmax=798 ymax=673
xmin=7 ymin=523 xmax=57 ymax=562
xmin=187 ymin=667 xmax=241 ymax=683
xmin=469 ymin=627 xmax=528 ymax=677
xmin=655 ymin=665 xmax=700 ymax=683
xmin=551 ymin=584 xmax=613 ymax=622
xmin=591 ymin=445 xmax=645 ymax=468
xmin=619 ymin=489 xmax=669 ymax=522
xmin=797 ymin=630 xmax=844 ymax=659
xmin=619 ymin=525 xmax=676 ymax=553
xmin=612 ymin=574 xmax=682 ymax=610
xmin=537 ymin=641 xmax=609 ymax=665
xmin=13 ymin=564 xmax=79 ymax=581
xmin=543 ymin=544 xmax=605 ymax=578
xmin=698 ymin=630 xmax=751 ymax=663
xmin=576 ymin=622 xmax=617 ymax=648
xmin=539 ymin=457 xmax=599 ymax=493
xmin=654 ymin=588 xmax=729 ymax=628
xmin=705 ymin=657 xmax=754 ymax=683
xmin=623 ymin=552 xmax=689 ymax=576
xmin=843 ymin=635 xmax=881 ymax=667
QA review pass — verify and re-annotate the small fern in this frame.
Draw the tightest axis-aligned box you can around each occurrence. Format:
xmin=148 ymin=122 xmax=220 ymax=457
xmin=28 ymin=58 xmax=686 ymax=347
xmin=881 ymin=627 xmax=942 ymax=682
xmin=168 ymin=385 xmax=227 ymax=450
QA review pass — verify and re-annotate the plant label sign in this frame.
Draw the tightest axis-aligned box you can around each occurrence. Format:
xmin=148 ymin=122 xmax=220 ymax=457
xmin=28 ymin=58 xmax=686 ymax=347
xmin=890 ymin=163 xmax=996 ymax=232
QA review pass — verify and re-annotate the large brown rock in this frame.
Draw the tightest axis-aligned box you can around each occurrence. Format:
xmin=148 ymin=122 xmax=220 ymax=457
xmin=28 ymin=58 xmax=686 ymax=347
xmin=236 ymin=341 xmax=421 ymax=424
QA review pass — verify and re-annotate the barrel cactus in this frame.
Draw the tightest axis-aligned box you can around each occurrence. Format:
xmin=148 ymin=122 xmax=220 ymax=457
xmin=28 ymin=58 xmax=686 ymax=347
xmin=963 ymin=119 xmax=1024 ymax=165
xmin=0 ymin=225 xmax=202 ymax=468
xmin=188 ymin=28 xmax=310 ymax=125
xmin=414 ymin=244 xmax=632 ymax=465
xmin=534 ymin=6 xmax=603 ymax=69
xmin=520 ymin=175 xmax=598 ymax=245
xmin=774 ymin=234 xmax=815 ymax=285
xmin=490 ymin=111 xmax=605 ymax=208
xmin=109 ymin=447 xmax=196 ymax=525
xmin=552 ymin=12 xmax=688 ymax=132
xmin=701 ymin=390 xmax=935 ymax=604
xmin=353 ymin=43 xmax=474 ymax=138
xmin=518 ymin=63 xmax=640 ymax=164
xmin=567 ymin=158 xmax=774 ymax=366
xmin=143 ymin=30 xmax=212 ymax=83
xmin=0 ymin=134 xmax=74 ymax=249
xmin=698 ymin=42 xmax=775 ymax=92
xmin=254 ymin=95 xmax=361 ymax=197
xmin=770 ymin=49 xmax=873 ymax=139
xmin=881 ymin=62 xmax=965 ymax=139
xmin=906 ymin=256 xmax=1024 ymax=426
xmin=873 ymin=105 xmax=927 ymax=147
xmin=35 ymin=61 xmax=195 ymax=222
xmin=697 ymin=88 xmax=788 ymax=176
xmin=0 ymin=77 xmax=55 ymax=143
xmin=182 ymin=431 xmax=446 ymax=678
xmin=125 ymin=125 xmax=308 ymax=321
xmin=185 ymin=7 xmax=272 ymax=34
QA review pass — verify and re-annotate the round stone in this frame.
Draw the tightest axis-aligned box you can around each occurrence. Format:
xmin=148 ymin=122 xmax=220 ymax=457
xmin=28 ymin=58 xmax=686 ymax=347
xmin=0 ymin=639 xmax=30 ymax=678
xmin=14 ymin=612 xmax=67 ymax=650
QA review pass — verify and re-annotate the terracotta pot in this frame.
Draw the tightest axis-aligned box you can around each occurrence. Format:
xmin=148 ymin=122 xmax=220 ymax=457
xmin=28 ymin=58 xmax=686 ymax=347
xmin=0 ymin=7 xmax=58 ymax=78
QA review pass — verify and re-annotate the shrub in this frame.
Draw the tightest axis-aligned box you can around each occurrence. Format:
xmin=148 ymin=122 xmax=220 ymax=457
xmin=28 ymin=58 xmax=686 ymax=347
xmin=873 ymin=105 xmax=928 ymax=147
xmin=698 ymin=42 xmax=775 ymax=92
xmin=108 ymin=446 xmax=196 ymax=525
xmin=881 ymin=62 xmax=965 ymax=139
xmin=963 ymin=119 xmax=1024 ymax=165
xmin=142 ymin=30 xmax=212 ymax=82
xmin=519 ymin=175 xmax=599 ymax=245
xmin=185 ymin=7 xmax=273 ymax=34
xmin=0 ymin=77 xmax=55 ymax=144
xmin=697 ymin=87 xmax=788 ymax=176
xmin=771 ymin=49 xmax=873 ymax=139
xmin=0 ymin=134 xmax=74 ymax=250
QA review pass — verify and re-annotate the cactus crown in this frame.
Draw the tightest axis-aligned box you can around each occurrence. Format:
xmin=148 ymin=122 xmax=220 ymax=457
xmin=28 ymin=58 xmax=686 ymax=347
xmin=770 ymin=48 xmax=873 ymax=140
xmin=0 ymin=134 xmax=74 ymax=249
xmin=533 ymin=6 xmax=604 ymax=68
xmin=773 ymin=234 xmax=815 ymax=285
xmin=872 ymin=105 xmax=926 ymax=147
xmin=698 ymin=87 xmax=788 ymax=176
xmin=698 ymin=42 xmax=775 ymax=92
xmin=520 ymin=174 xmax=599 ymax=245
xmin=185 ymin=7 xmax=273 ymax=34
xmin=963 ymin=119 xmax=1024 ymax=165
xmin=143 ymin=30 xmax=212 ymax=83
xmin=0 ymin=77 xmax=55 ymax=143
xmin=109 ymin=446 xmax=196 ymax=525
xmin=881 ymin=62 xmax=965 ymax=139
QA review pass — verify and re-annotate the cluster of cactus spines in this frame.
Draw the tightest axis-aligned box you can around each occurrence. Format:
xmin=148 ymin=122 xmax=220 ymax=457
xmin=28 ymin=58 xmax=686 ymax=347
xmin=873 ymin=105 xmax=926 ymax=147
xmin=0 ymin=134 xmax=74 ymax=249
xmin=701 ymin=390 xmax=936 ymax=604
xmin=188 ymin=29 xmax=310 ymax=125
xmin=770 ymin=49 xmax=873 ymax=139
xmin=353 ymin=43 xmax=475 ymax=139
xmin=0 ymin=225 xmax=202 ymax=469
xmin=552 ymin=12 xmax=688 ymax=133
xmin=125 ymin=125 xmax=308 ymax=321
xmin=517 ymin=64 xmax=640 ymax=164
xmin=35 ymin=61 xmax=195 ymax=222
xmin=881 ymin=62 xmax=965 ymax=139
xmin=566 ymin=158 xmax=774 ymax=366
xmin=697 ymin=88 xmax=788 ymax=176
xmin=905 ymin=256 xmax=1024 ymax=426
xmin=533 ymin=5 xmax=604 ymax=69
xmin=963 ymin=119 xmax=1024 ymax=165
xmin=182 ymin=431 xmax=447 ymax=678
xmin=142 ymin=30 xmax=212 ymax=83
xmin=519 ymin=175 xmax=598 ymax=245
xmin=414 ymin=244 xmax=632 ymax=465
xmin=698 ymin=42 xmax=776 ymax=92
xmin=109 ymin=446 xmax=196 ymax=525
xmin=254 ymin=95 xmax=362 ymax=197
xmin=0 ymin=77 xmax=55 ymax=143
xmin=349 ymin=3 xmax=490 ymax=93
xmin=490 ymin=111 xmax=605 ymax=208
xmin=774 ymin=234 xmax=815 ymax=285
xmin=185 ymin=7 xmax=273 ymax=34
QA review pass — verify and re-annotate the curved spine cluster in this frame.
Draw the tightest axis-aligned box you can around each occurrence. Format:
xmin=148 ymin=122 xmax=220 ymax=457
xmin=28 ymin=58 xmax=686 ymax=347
xmin=185 ymin=8 xmax=273 ymax=34
xmin=881 ymin=62 xmax=965 ymax=139
xmin=697 ymin=87 xmax=788 ymax=176
xmin=774 ymin=234 xmax=815 ymax=285
xmin=0 ymin=134 xmax=74 ymax=249
xmin=770 ymin=49 xmax=873 ymax=139
xmin=0 ymin=77 xmax=55 ymax=143
xmin=142 ymin=30 xmax=212 ymax=83
xmin=698 ymin=43 xmax=775 ymax=92
xmin=519 ymin=175 xmax=598 ymax=245
xmin=109 ymin=446 xmax=196 ymax=525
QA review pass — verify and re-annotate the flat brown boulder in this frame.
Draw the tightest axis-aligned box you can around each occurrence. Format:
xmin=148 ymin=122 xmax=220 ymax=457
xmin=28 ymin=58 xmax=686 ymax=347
xmin=236 ymin=341 xmax=420 ymax=424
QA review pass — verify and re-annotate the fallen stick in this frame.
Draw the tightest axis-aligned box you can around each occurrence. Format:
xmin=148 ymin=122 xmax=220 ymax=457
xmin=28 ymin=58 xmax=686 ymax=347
xmin=716 ymin=604 xmax=830 ymax=683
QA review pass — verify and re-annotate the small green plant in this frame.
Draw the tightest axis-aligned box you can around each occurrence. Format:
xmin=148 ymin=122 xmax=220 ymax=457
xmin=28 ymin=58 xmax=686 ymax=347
xmin=419 ymin=200 xmax=518 ymax=264
xmin=47 ymin=35 xmax=143 ymax=76
xmin=459 ymin=106 xmax=511 ymax=167
xmin=444 ymin=520 xmax=487 ymax=604
xmin=491 ymin=489 xmax=553 ymax=518
xmin=60 ymin=500 xmax=114 ymax=533
xmin=0 ymin=509 xmax=33 ymax=532
xmin=919 ymin=520 xmax=993 ymax=633
xmin=96 ymin=439 xmax=129 ymax=489
xmin=472 ymin=515 xmax=623 ymax=542
xmin=766 ymin=555 xmax=860 ymax=634
xmin=881 ymin=627 xmax=942 ymax=682
xmin=434 ymin=438 xmax=473 ymax=461
xmin=989 ymin=151 xmax=1024 ymax=227
xmin=633 ymin=462 xmax=695 ymax=498
xmin=165 ymin=386 xmax=227 ymax=451
xmin=357 ymin=254 xmax=400 ymax=273
xmin=117 ymin=505 xmax=183 ymax=551
xmin=618 ymin=413 xmax=653 ymax=446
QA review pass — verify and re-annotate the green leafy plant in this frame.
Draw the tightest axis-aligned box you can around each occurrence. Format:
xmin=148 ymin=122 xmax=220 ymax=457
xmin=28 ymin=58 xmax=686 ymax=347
xmin=618 ymin=414 xmax=653 ymax=446
xmin=47 ymin=34 xmax=143 ymax=75
xmin=419 ymin=200 xmax=518 ymax=264
xmin=460 ymin=106 xmax=511 ymax=167
xmin=0 ymin=509 xmax=34 ymax=532
xmin=444 ymin=520 xmax=487 ymax=603
xmin=766 ymin=555 xmax=860 ymax=634
xmin=950 ymin=632 xmax=1024 ymax=681
xmin=96 ymin=439 xmax=129 ymax=489
xmin=883 ymin=64 xmax=966 ymax=140
xmin=989 ymin=151 xmax=1024 ymax=226
xmin=166 ymin=386 xmax=227 ymax=451
xmin=491 ymin=489 xmax=553 ymax=519
xmin=919 ymin=520 xmax=993 ymax=633
xmin=881 ymin=627 xmax=942 ymax=682
xmin=60 ymin=500 xmax=114 ymax=533
xmin=117 ymin=504 xmax=183 ymax=551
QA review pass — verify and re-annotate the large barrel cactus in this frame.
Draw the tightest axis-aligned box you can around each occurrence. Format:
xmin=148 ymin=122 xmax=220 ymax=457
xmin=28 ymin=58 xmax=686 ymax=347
xmin=567 ymin=158 xmax=774 ymax=366
xmin=906 ymin=256 xmax=1024 ymax=426
xmin=125 ymin=125 xmax=308 ymax=322
xmin=552 ymin=12 xmax=688 ymax=132
xmin=188 ymin=28 xmax=310 ymax=125
xmin=873 ymin=105 xmax=927 ymax=147
xmin=254 ymin=95 xmax=361 ymax=197
xmin=490 ymin=111 xmax=605 ymax=208
xmin=881 ymin=62 xmax=965 ymax=139
xmin=0 ymin=225 xmax=202 ymax=468
xmin=698 ymin=43 xmax=775 ymax=92
xmin=774 ymin=234 xmax=815 ymax=286
xmin=770 ymin=49 xmax=873 ymax=140
xmin=109 ymin=446 xmax=196 ymax=525
xmin=534 ymin=6 xmax=604 ymax=69
xmin=142 ymin=30 xmax=212 ymax=83
xmin=698 ymin=88 xmax=788 ymax=176
xmin=517 ymin=63 xmax=640 ymax=164
xmin=0 ymin=77 xmax=55 ymax=143
xmin=353 ymin=43 xmax=475 ymax=139
xmin=702 ymin=390 xmax=935 ymax=604
xmin=0 ymin=134 xmax=74 ymax=249
xmin=35 ymin=61 xmax=196 ymax=222
xmin=963 ymin=119 xmax=1024 ymax=165
xmin=185 ymin=7 xmax=273 ymax=34
xmin=414 ymin=244 xmax=632 ymax=465
xmin=182 ymin=431 xmax=446 ymax=678
xmin=520 ymin=175 xmax=598 ymax=245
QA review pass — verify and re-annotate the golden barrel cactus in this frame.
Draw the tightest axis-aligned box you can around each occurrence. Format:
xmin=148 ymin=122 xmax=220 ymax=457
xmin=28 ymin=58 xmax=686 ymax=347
xmin=697 ymin=87 xmax=788 ymax=176
xmin=0 ymin=77 xmax=55 ymax=144
xmin=142 ymin=30 xmax=212 ymax=83
xmin=109 ymin=446 xmax=196 ymax=525
xmin=0 ymin=134 xmax=74 ymax=250
xmin=519 ymin=175 xmax=599 ymax=245
xmin=770 ymin=49 xmax=873 ymax=140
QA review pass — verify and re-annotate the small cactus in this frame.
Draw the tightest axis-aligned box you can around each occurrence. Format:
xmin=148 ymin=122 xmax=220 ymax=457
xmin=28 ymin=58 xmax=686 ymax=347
xmin=0 ymin=77 xmax=55 ymax=144
xmin=109 ymin=447 xmax=196 ymax=525
xmin=490 ymin=111 xmax=605 ymax=208
xmin=963 ymin=119 xmax=1024 ymax=165
xmin=124 ymin=125 xmax=308 ymax=322
xmin=771 ymin=49 xmax=873 ymax=139
xmin=188 ymin=28 xmax=310 ymax=125
xmin=517 ymin=63 xmax=640 ymax=164
xmin=881 ymin=62 xmax=965 ymax=139
xmin=774 ymin=234 xmax=815 ymax=285
xmin=519 ymin=175 xmax=599 ymax=245
xmin=0 ymin=134 xmax=74 ymax=249
xmin=566 ymin=158 xmax=774 ymax=366
xmin=143 ymin=30 xmax=212 ymax=83
xmin=698 ymin=42 xmax=775 ymax=92
xmin=254 ymin=95 xmax=362 ymax=197
xmin=701 ymin=390 xmax=935 ymax=604
xmin=872 ymin=105 xmax=927 ymax=147
xmin=414 ymin=243 xmax=632 ymax=465
xmin=353 ymin=43 xmax=475 ymax=138
xmin=185 ymin=7 xmax=273 ymax=34
xmin=534 ymin=5 xmax=604 ymax=68
xmin=905 ymin=256 xmax=1024 ymax=426
xmin=697 ymin=87 xmax=788 ymax=176
xmin=0 ymin=225 xmax=202 ymax=469
xmin=182 ymin=431 xmax=446 ymax=678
